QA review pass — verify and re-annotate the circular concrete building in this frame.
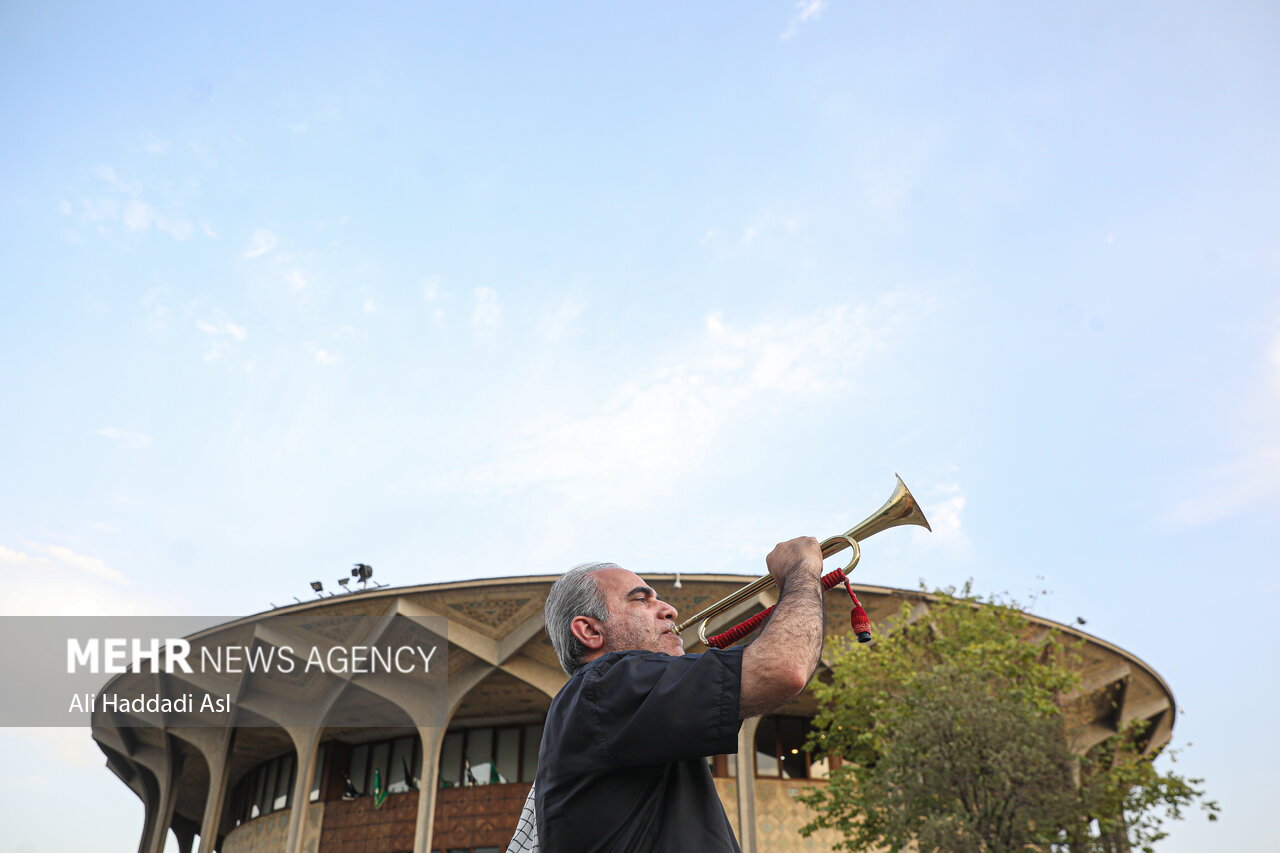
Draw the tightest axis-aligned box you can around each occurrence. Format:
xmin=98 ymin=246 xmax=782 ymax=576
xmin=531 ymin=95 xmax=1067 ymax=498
xmin=91 ymin=575 xmax=1177 ymax=853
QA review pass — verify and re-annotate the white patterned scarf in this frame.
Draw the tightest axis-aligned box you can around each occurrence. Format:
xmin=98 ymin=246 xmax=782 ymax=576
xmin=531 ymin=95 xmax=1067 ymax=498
xmin=505 ymin=783 xmax=539 ymax=853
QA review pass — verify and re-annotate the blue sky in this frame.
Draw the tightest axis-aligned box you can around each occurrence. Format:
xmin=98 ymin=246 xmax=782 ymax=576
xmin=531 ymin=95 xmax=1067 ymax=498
xmin=1 ymin=2 xmax=1276 ymax=850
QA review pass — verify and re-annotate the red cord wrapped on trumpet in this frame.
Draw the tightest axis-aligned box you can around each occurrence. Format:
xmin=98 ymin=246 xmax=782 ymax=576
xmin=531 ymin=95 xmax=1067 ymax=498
xmin=671 ymin=475 xmax=931 ymax=650
xmin=703 ymin=568 xmax=872 ymax=649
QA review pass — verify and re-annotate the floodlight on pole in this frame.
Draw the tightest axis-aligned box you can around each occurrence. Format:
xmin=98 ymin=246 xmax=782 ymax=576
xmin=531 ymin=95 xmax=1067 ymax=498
xmin=351 ymin=563 xmax=373 ymax=588
xmin=311 ymin=581 xmax=324 ymax=597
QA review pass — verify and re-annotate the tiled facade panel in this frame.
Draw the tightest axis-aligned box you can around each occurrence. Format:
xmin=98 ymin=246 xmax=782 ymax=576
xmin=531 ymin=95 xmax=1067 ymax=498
xmin=318 ymin=794 xmax=418 ymax=853
xmin=432 ymin=783 xmax=532 ymax=851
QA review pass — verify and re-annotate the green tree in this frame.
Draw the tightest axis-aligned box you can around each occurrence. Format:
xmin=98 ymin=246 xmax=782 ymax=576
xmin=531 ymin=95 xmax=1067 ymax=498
xmin=798 ymin=585 xmax=1217 ymax=853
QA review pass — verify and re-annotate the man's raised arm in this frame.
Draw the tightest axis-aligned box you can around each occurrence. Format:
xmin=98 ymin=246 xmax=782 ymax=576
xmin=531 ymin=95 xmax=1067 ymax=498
xmin=738 ymin=536 xmax=826 ymax=719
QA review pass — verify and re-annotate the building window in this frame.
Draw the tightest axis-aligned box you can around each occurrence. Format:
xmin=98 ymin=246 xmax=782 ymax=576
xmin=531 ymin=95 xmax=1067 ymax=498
xmin=438 ymin=723 xmax=542 ymax=788
xmin=754 ymin=715 xmax=817 ymax=779
xmin=464 ymin=727 xmax=494 ymax=785
xmin=706 ymin=753 xmax=737 ymax=778
xmin=272 ymin=753 xmax=293 ymax=811
xmin=440 ymin=732 xmax=463 ymax=787
xmin=230 ymin=753 xmax=297 ymax=826
xmin=346 ymin=735 xmax=422 ymax=798
xmin=310 ymin=744 xmax=326 ymax=802
xmin=388 ymin=736 xmax=416 ymax=794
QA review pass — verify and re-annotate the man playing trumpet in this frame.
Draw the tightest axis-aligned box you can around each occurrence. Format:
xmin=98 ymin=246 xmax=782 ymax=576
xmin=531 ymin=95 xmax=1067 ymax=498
xmin=509 ymin=536 xmax=828 ymax=853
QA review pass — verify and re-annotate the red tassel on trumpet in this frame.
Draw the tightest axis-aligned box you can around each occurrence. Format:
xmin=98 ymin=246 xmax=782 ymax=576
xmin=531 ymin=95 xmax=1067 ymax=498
xmin=704 ymin=569 xmax=873 ymax=649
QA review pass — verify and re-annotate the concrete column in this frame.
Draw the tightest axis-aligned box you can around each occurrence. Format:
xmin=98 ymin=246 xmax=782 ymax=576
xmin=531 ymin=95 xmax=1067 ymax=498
xmin=735 ymin=716 xmax=761 ymax=853
xmin=283 ymin=726 xmax=323 ymax=853
xmin=131 ymin=766 xmax=160 ymax=853
xmin=196 ymin=729 xmax=234 ymax=853
xmin=172 ymin=816 xmax=197 ymax=853
xmin=144 ymin=741 xmax=185 ymax=853
xmin=412 ymin=726 xmax=447 ymax=853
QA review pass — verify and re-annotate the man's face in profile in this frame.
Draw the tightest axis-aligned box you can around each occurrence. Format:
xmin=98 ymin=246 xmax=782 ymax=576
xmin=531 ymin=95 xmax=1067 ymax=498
xmin=591 ymin=567 xmax=684 ymax=658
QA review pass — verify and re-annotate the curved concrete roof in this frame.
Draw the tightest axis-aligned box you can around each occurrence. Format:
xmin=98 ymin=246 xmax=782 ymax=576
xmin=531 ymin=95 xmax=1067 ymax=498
xmin=92 ymin=574 xmax=1176 ymax=842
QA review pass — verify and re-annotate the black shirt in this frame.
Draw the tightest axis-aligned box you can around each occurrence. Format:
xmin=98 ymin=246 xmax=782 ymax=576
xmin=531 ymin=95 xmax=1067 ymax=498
xmin=535 ymin=647 xmax=745 ymax=853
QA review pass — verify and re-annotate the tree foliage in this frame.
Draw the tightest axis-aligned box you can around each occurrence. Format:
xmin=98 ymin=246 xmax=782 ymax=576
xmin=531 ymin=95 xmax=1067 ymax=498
xmin=797 ymin=584 xmax=1217 ymax=853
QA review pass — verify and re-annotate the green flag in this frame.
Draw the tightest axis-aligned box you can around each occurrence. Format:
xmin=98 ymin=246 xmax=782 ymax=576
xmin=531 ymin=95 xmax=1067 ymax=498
xmin=373 ymin=767 xmax=388 ymax=809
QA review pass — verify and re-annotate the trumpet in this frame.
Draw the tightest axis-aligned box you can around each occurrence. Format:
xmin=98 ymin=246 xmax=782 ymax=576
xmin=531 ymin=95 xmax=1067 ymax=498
xmin=673 ymin=475 xmax=932 ymax=647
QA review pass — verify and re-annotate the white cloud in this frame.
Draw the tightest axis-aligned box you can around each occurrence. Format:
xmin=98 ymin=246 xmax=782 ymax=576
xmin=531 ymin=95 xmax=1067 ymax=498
xmin=364 ymin=299 xmax=382 ymax=316
xmin=195 ymin=318 xmax=246 ymax=340
xmin=737 ymin=214 xmax=801 ymax=244
xmin=538 ymin=299 xmax=583 ymax=342
xmin=200 ymin=221 xmax=219 ymax=238
xmin=140 ymin=286 xmax=171 ymax=332
xmin=121 ymin=200 xmax=152 ymax=231
xmin=703 ymin=215 xmax=802 ymax=252
xmin=95 ymin=427 xmax=152 ymax=449
xmin=289 ymin=122 xmax=309 ymax=134
xmin=919 ymin=481 xmax=970 ymax=553
xmin=1166 ymin=449 xmax=1280 ymax=527
xmin=57 ymin=199 xmax=71 ymax=215
xmin=79 ymin=196 xmax=118 ymax=223
xmin=0 ymin=542 xmax=181 ymax=615
xmin=156 ymin=213 xmax=193 ymax=240
xmin=334 ymin=324 xmax=367 ymax=341
xmin=285 ymin=268 xmax=308 ymax=293
xmin=120 ymin=199 xmax=193 ymax=240
xmin=39 ymin=544 xmax=126 ymax=584
xmin=308 ymin=343 xmax=341 ymax=366
xmin=797 ymin=0 xmax=826 ymax=23
xmin=95 ymin=165 xmax=140 ymax=194
xmin=1167 ymin=327 xmax=1280 ymax=525
xmin=68 ymin=165 xmax=202 ymax=242
xmin=195 ymin=313 xmax=247 ymax=362
xmin=7 ymin=542 xmax=125 ymax=586
xmin=781 ymin=0 xmax=827 ymax=40
xmin=244 ymin=228 xmax=278 ymax=258
xmin=144 ymin=139 xmax=168 ymax=155
xmin=433 ymin=299 xmax=913 ymax=501
xmin=423 ymin=275 xmax=443 ymax=303
xmin=472 ymin=286 xmax=502 ymax=328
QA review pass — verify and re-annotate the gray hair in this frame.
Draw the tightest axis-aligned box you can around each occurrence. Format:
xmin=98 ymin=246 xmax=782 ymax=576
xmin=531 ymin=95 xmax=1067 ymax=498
xmin=545 ymin=562 xmax=617 ymax=675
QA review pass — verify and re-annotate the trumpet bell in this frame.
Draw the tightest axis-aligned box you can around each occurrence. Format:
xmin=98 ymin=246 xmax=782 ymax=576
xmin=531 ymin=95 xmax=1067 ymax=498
xmin=848 ymin=473 xmax=932 ymax=541
xmin=673 ymin=474 xmax=931 ymax=642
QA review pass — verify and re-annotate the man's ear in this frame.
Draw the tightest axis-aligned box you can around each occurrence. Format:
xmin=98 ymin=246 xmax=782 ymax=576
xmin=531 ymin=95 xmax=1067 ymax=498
xmin=570 ymin=615 xmax=606 ymax=651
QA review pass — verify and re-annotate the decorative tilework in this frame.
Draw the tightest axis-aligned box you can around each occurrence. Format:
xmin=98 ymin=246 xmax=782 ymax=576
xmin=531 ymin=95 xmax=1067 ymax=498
xmin=295 ymin=612 xmax=369 ymax=644
xmin=447 ymin=597 xmax=532 ymax=629
xmin=223 ymin=803 xmax=327 ymax=853
xmin=751 ymin=779 xmax=843 ymax=852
